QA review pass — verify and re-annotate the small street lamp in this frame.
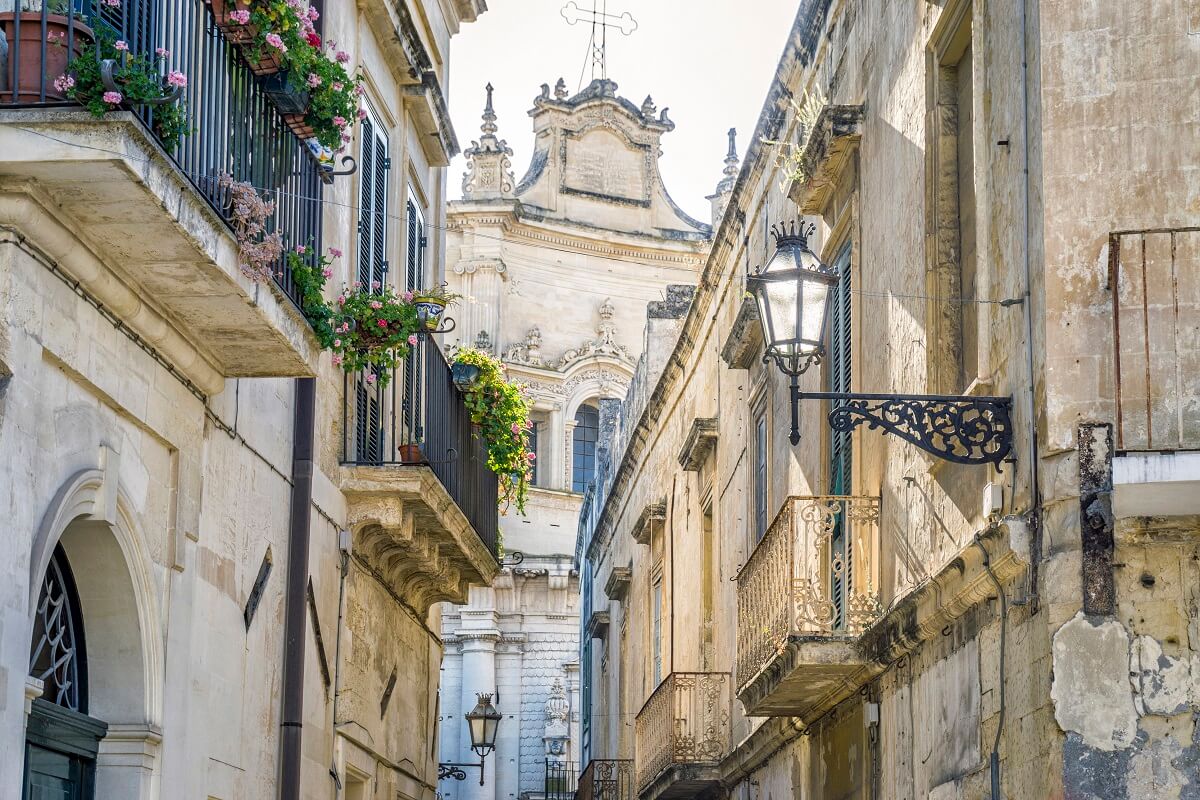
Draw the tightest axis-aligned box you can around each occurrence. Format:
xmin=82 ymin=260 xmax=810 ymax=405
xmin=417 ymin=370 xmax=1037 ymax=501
xmin=439 ymin=693 xmax=502 ymax=785
xmin=747 ymin=221 xmax=1014 ymax=465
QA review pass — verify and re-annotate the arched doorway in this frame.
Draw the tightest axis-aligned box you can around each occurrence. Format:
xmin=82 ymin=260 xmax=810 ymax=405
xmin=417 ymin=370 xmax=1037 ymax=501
xmin=24 ymin=543 xmax=108 ymax=799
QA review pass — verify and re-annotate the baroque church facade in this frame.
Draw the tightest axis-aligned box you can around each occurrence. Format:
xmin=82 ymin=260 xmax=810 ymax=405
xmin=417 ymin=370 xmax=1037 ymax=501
xmin=437 ymin=78 xmax=729 ymax=799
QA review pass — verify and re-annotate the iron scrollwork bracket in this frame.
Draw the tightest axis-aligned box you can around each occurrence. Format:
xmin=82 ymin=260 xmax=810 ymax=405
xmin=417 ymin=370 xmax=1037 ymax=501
xmin=797 ymin=391 xmax=1014 ymax=466
xmin=438 ymin=764 xmax=468 ymax=781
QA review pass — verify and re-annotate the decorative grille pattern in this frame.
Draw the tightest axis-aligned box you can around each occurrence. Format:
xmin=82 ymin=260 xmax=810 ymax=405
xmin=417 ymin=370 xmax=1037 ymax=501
xmin=735 ymin=496 xmax=882 ymax=690
xmin=578 ymin=759 xmax=634 ymax=800
xmin=634 ymin=672 xmax=730 ymax=791
xmin=29 ymin=548 xmax=84 ymax=711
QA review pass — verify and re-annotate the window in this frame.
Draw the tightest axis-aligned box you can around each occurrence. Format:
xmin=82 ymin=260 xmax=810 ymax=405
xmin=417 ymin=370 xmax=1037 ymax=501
xmin=25 ymin=545 xmax=105 ymax=800
xmin=828 ymin=245 xmax=853 ymax=629
xmin=651 ymin=575 xmax=663 ymax=685
xmin=572 ymin=404 xmax=600 ymax=493
xmin=928 ymin=4 xmax=978 ymax=392
xmin=529 ymin=422 xmax=540 ymax=486
xmin=701 ymin=501 xmax=715 ymax=671
xmin=357 ymin=103 xmax=389 ymax=290
xmin=753 ymin=410 xmax=768 ymax=542
xmin=401 ymin=190 xmax=428 ymax=439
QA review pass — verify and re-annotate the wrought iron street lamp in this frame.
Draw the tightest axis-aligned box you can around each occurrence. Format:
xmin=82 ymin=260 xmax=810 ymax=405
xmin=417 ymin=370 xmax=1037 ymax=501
xmin=439 ymin=693 xmax=503 ymax=785
xmin=747 ymin=222 xmax=1013 ymax=465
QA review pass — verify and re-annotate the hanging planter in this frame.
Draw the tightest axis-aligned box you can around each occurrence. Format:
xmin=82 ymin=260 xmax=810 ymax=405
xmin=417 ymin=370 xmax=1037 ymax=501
xmin=412 ymin=285 xmax=457 ymax=333
xmin=0 ymin=12 xmax=94 ymax=103
xmin=203 ymin=0 xmax=283 ymax=75
xmin=261 ymin=72 xmax=315 ymax=138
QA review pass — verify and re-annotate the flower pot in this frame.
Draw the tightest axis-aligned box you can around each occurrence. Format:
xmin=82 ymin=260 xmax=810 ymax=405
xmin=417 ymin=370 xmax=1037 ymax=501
xmin=397 ymin=444 xmax=424 ymax=464
xmin=413 ymin=297 xmax=447 ymax=332
xmin=451 ymin=362 xmax=481 ymax=391
xmin=203 ymin=0 xmax=283 ymax=75
xmin=0 ymin=13 xmax=94 ymax=104
xmin=282 ymin=112 xmax=315 ymax=141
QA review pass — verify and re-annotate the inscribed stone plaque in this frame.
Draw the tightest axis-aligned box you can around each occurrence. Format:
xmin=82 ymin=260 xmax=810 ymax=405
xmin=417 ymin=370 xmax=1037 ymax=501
xmin=564 ymin=129 xmax=644 ymax=201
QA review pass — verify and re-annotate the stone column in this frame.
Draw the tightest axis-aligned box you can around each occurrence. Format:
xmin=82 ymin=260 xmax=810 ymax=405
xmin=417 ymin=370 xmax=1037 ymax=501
xmin=458 ymin=628 xmax=500 ymax=800
xmin=495 ymin=634 xmax=525 ymax=800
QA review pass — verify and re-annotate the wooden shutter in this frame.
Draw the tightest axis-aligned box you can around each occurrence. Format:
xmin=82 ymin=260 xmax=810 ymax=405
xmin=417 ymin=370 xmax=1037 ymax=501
xmin=828 ymin=246 xmax=853 ymax=628
xmin=357 ymin=112 xmax=389 ymax=289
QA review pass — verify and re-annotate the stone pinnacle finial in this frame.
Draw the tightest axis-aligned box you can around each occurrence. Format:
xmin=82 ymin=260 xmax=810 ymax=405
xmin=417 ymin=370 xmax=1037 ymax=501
xmin=723 ymin=128 xmax=739 ymax=178
xmin=481 ymin=82 xmax=497 ymax=135
xmin=554 ymin=77 xmax=568 ymax=100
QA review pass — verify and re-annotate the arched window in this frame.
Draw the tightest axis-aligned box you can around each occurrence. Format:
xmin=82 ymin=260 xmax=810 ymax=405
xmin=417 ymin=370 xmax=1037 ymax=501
xmin=25 ymin=544 xmax=105 ymax=800
xmin=572 ymin=403 xmax=600 ymax=493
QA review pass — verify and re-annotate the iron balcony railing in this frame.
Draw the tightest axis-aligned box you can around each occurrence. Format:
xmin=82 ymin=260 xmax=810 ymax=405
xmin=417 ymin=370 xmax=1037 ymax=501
xmin=634 ymin=672 xmax=730 ymax=792
xmin=544 ymin=760 xmax=578 ymax=800
xmin=341 ymin=338 xmax=499 ymax=559
xmin=735 ymin=496 xmax=882 ymax=691
xmin=577 ymin=759 xmax=633 ymax=800
xmin=0 ymin=1 xmax=322 ymax=306
xmin=1110 ymin=227 xmax=1200 ymax=451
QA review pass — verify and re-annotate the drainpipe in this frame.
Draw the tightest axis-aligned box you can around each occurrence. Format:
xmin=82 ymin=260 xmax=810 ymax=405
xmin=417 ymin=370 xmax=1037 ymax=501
xmin=280 ymin=377 xmax=317 ymax=799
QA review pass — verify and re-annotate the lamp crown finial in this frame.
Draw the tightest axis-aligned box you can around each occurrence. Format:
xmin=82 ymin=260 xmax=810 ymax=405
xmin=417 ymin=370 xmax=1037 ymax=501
xmin=771 ymin=220 xmax=815 ymax=247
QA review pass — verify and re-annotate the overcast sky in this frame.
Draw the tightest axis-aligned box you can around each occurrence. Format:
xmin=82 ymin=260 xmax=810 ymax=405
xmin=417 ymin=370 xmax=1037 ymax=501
xmin=448 ymin=0 xmax=798 ymax=221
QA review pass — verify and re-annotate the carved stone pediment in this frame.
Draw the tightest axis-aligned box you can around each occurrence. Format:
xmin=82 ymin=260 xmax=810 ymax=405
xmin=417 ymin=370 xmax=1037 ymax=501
xmin=786 ymin=104 xmax=865 ymax=215
xmin=678 ymin=417 xmax=718 ymax=471
xmin=630 ymin=500 xmax=667 ymax=546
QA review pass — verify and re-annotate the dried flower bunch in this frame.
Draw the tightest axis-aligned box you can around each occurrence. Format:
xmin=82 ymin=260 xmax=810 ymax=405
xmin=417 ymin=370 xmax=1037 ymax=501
xmin=219 ymin=173 xmax=284 ymax=281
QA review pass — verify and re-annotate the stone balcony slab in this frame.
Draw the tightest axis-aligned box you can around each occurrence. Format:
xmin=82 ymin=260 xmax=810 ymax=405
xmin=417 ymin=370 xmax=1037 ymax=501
xmin=342 ymin=465 xmax=500 ymax=612
xmin=0 ymin=112 xmax=318 ymax=394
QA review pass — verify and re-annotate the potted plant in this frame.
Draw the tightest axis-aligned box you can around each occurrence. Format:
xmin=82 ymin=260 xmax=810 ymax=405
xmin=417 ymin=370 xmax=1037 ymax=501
xmin=412 ymin=284 xmax=459 ymax=332
xmin=60 ymin=31 xmax=190 ymax=144
xmin=203 ymin=0 xmax=283 ymax=75
xmin=0 ymin=2 xmax=93 ymax=103
xmin=397 ymin=442 xmax=424 ymax=464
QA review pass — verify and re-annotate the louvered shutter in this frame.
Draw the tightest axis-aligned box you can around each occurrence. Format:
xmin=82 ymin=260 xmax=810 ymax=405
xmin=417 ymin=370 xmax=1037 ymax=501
xmin=357 ymin=112 xmax=389 ymax=289
xmin=400 ymin=198 xmax=426 ymax=440
xmin=828 ymin=246 xmax=853 ymax=629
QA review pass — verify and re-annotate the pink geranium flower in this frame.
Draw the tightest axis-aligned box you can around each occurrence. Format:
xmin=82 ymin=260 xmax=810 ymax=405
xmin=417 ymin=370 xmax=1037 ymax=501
xmin=294 ymin=244 xmax=307 ymax=254
xmin=114 ymin=40 xmax=129 ymax=51
xmin=377 ymin=319 xmax=388 ymax=328
xmin=229 ymin=9 xmax=250 ymax=23
xmin=155 ymin=47 xmax=171 ymax=58
xmin=335 ymin=50 xmax=350 ymax=63
xmin=402 ymin=290 xmax=413 ymax=302
xmin=331 ymin=353 xmax=343 ymax=366
xmin=329 ymin=247 xmax=342 ymax=258
xmin=407 ymin=334 xmax=418 ymax=346
xmin=307 ymin=73 xmax=321 ymax=88
xmin=265 ymin=33 xmax=286 ymax=52
xmin=102 ymin=91 xmax=123 ymax=105
xmin=53 ymin=74 xmax=75 ymax=93
xmin=167 ymin=71 xmax=187 ymax=88
xmin=333 ymin=115 xmax=347 ymax=128
xmin=321 ymin=268 xmax=333 ymax=279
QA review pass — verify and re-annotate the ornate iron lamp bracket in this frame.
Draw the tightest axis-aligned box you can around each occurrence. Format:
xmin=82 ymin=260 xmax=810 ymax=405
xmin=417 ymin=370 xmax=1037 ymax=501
xmin=795 ymin=391 xmax=1014 ymax=466
xmin=438 ymin=758 xmax=485 ymax=785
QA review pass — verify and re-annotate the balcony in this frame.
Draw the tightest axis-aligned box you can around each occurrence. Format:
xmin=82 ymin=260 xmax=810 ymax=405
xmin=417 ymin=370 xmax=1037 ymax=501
xmin=735 ymin=496 xmax=882 ymax=718
xmin=340 ymin=340 xmax=500 ymax=611
xmin=1110 ymin=227 xmax=1200 ymax=517
xmin=578 ymin=759 xmax=634 ymax=800
xmin=0 ymin=3 xmax=324 ymax=393
xmin=634 ymin=672 xmax=730 ymax=800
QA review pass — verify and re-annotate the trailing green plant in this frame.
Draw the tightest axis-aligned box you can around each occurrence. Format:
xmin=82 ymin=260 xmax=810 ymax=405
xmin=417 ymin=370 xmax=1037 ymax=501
xmin=760 ymin=87 xmax=826 ymax=189
xmin=451 ymin=347 xmax=534 ymax=515
xmin=58 ymin=30 xmax=190 ymax=144
xmin=226 ymin=0 xmax=362 ymax=149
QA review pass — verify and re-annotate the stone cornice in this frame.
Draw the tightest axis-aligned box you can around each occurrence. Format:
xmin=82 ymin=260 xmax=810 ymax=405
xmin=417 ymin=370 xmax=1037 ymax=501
xmin=447 ymin=206 xmax=707 ymax=266
xmin=677 ymin=417 xmax=718 ymax=471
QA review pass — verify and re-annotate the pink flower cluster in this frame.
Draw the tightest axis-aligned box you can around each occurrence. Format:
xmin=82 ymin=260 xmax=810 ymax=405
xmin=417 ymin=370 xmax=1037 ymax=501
xmin=167 ymin=70 xmax=187 ymax=89
xmin=229 ymin=9 xmax=250 ymax=23
xmin=114 ymin=40 xmax=129 ymax=51
xmin=53 ymin=74 xmax=75 ymax=93
xmin=265 ymin=32 xmax=286 ymax=52
xmin=102 ymin=91 xmax=123 ymax=105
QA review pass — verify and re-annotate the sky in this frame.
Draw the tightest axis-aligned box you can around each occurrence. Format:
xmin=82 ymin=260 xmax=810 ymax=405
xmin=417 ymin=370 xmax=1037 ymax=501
xmin=448 ymin=0 xmax=799 ymax=221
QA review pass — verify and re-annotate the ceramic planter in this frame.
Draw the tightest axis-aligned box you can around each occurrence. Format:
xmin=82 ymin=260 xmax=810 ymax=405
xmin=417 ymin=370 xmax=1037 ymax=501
xmin=413 ymin=297 xmax=447 ymax=332
xmin=0 ymin=13 xmax=93 ymax=104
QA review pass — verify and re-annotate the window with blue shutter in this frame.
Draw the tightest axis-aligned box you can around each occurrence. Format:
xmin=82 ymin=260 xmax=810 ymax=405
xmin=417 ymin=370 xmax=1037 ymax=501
xmin=827 ymin=245 xmax=853 ymax=629
xmin=401 ymin=191 xmax=427 ymax=440
xmin=357 ymin=106 xmax=389 ymax=290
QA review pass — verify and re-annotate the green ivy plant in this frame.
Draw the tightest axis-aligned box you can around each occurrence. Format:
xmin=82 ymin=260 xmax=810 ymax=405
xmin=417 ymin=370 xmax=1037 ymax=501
xmin=452 ymin=347 xmax=534 ymax=515
xmin=59 ymin=31 xmax=190 ymax=144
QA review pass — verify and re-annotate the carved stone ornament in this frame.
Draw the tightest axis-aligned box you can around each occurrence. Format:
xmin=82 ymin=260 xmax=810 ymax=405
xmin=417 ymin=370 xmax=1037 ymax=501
xmin=504 ymin=325 xmax=543 ymax=366
xmin=462 ymin=83 xmax=516 ymax=200
xmin=554 ymin=298 xmax=632 ymax=369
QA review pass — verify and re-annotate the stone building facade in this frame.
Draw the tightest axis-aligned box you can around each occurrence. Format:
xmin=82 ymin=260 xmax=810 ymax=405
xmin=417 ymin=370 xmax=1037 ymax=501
xmin=0 ymin=1 xmax=498 ymax=798
xmin=577 ymin=1 xmax=1200 ymax=799
xmin=437 ymin=79 xmax=714 ymax=800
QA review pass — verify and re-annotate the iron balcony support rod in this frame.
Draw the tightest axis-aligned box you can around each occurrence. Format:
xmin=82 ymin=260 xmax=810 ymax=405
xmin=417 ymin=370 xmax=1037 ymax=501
xmin=790 ymin=390 xmax=1015 ymax=466
xmin=439 ymin=757 xmax=487 ymax=785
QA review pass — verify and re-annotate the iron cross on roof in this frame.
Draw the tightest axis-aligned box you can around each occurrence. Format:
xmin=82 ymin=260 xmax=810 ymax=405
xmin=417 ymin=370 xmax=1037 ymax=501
xmin=560 ymin=1 xmax=638 ymax=84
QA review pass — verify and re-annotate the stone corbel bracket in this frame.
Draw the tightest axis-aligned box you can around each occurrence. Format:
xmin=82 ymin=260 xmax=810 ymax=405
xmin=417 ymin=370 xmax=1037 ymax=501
xmin=786 ymin=104 xmax=865 ymax=215
xmin=720 ymin=296 xmax=763 ymax=370
xmin=678 ymin=417 xmax=718 ymax=471
xmin=630 ymin=499 xmax=667 ymax=546
xmin=341 ymin=466 xmax=500 ymax=614
xmin=604 ymin=565 xmax=632 ymax=602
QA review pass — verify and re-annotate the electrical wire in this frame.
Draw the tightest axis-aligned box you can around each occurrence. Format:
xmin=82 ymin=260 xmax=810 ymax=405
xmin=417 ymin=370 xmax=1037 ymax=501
xmin=13 ymin=125 xmax=1024 ymax=307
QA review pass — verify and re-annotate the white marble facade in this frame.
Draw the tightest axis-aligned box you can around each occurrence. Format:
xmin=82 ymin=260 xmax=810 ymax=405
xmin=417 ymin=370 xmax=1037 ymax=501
xmin=437 ymin=78 xmax=732 ymax=798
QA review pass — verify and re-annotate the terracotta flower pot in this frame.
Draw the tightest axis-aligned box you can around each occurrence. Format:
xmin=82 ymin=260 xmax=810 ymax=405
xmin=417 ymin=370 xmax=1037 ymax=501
xmin=397 ymin=444 xmax=424 ymax=464
xmin=203 ymin=0 xmax=283 ymax=75
xmin=0 ymin=13 xmax=93 ymax=104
